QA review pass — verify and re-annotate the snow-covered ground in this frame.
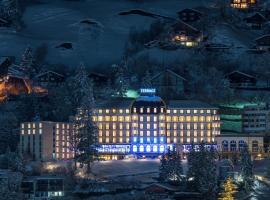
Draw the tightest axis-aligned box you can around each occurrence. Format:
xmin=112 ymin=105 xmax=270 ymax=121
xmin=0 ymin=0 xmax=215 ymax=68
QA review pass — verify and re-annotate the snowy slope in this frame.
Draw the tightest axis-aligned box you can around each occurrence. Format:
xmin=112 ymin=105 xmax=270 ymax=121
xmin=0 ymin=0 xmax=215 ymax=68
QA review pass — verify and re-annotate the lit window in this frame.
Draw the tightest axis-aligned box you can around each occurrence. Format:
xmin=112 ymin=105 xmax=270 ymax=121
xmin=154 ymin=138 xmax=157 ymax=143
xmin=33 ymin=123 xmax=35 ymax=129
xmin=161 ymin=108 xmax=164 ymax=113
xmin=21 ymin=130 xmax=24 ymax=135
xmin=147 ymin=108 xmax=150 ymax=113
xmin=147 ymin=131 xmax=150 ymax=136
xmin=126 ymin=109 xmax=130 ymax=113
xmin=154 ymin=108 xmax=157 ymax=113
xmin=133 ymin=108 xmax=137 ymax=113
xmin=187 ymin=110 xmax=190 ymax=114
xmin=154 ymin=131 xmax=157 ymax=136
xmin=180 ymin=110 xmax=184 ymax=114
xmin=106 ymin=109 xmax=109 ymax=113
xmin=160 ymin=137 xmax=164 ymax=143
xmin=140 ymin=107 xmax=143 ymax=113
xmin=147 ymin=137 xmax=150 ymax=143
xmin=139 ymin=145 xmax=144 ymax=152
xmin=28 ymin=123 xmax=31 ymax=128
xmin=21 ymin=124 xmax=24 ymax=129
xmin=99 ymin=109 xmax=102 ymax=114
xmin=147 ymin=116 xmax=150 ymax=122
xmin=167 ymin=110 xmax=171 ymax=114
xmin=39 ymin=129 xmax=42 ymax=134
xmin=146 ymin=145 xmax=151 ymax=152
xmin=140 ymin=138 xmax=143 ymax=143
xmin=140 ymin=116 xmax=143 ymax=122
xmin=207 ymin=110 xmax=210 ymax=114
xmin=200 ymin=110 xmax=204 ymax=114
xmin=133 ymin=146 xmax=137 ymax=152
xmin=153 ymin=116 xmax=157 ymax=122
xmin=173 ymin=110 xmax=177 ymax=114
xmin=194 ymin=110 xmax=198 ymax=114
xmin=119 ymin=109 xmax=123 ymax=113
xmin=133 ymin=137 xmax=137 ymax=142
xmin=153 ymin=145 xmax=158 ymax=152
xmin=160 ymin=145 xmax=165 ymax=152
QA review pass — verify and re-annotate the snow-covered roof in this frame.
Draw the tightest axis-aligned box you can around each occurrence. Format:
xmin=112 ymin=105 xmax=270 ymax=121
xmin=7 ymin=64 xmax=28 ymax=79
xmin=96 ymin=97 xmax=134 ymax=109
xmin=225 ymin=70 xmax=256 ymax=79
xmin=151 ymin=69 xmax=187 ymax=81
xmin=36 ymin=70 xmax=64 ymax=78
xmin=166 ymin=100 xmax=217 ymax=109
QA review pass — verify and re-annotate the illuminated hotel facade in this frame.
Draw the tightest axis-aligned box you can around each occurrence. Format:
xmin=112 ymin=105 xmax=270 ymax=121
xmin=94 ymin=90 xmax=221 ymax=159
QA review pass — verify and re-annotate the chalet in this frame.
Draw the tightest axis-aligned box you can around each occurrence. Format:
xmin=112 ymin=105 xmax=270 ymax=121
xmin=231 ymin=0 xmax=257 ymax=9
xmin=89 ymin=72 xmax=109 ymax=87
xmin=177 ymin=8 xmax=203 ymax=23
xmin=169 ymin=21 xmax=203 ymax=47
xmin=243 ymin=13 xmax=267 ymax=29
xmin=225 ymin=71 xmax=257 ymax=88
xmin=36 ymin=71 xmax=65 ymax=87
xmin=144 ymin=183 xmax=180 ymax=200
xmin=255 ymin=34 xmax=270 ymax=51
xmin=151 ymin=69 xmax=186 ymax=99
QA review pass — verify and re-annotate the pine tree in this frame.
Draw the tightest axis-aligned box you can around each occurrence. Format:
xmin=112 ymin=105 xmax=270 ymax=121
xmin=159 ymin=147 xmax=183 ymax=184
xmin=239 ymin=145 xmax=254 ymax=191
xmin=218 ymin=176 xmax=237 ymax=200
xmin=141 ymin=70 xmax=152 ymax=88
xmin=69 ymin=63 xmax=98 ymax=173
xmin=113 ymin=59 xmax=130 ymax=97
xmin=20 ymin=47 xmax=35 ymax=78
xmin=187 ymin=143 xmax=218 ymax=199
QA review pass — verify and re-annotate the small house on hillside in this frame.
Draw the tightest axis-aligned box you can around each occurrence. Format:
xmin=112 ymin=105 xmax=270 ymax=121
xmin=169 ymin=21 xmax=203 ymax=47
xmin=255 ymin=35 xmax=270 ymax=51
xmin=151 ymin=69 xmax=186 ymax=99
xmin=36 ymin=71 xmax=65 ymax=87
xmin=177 ymin=8 xmax=203 ymax=23
xmin=225 ymin=71 xmax=257 ymax=88
xmin=244 ymin=13 xmax=267 ymax=29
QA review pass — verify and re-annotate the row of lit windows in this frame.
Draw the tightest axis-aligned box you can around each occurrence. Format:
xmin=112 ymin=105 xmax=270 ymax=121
xmin=21 ymin=129 xmax=42 ymax=135
xmin=99 ymin=137 xmax=129 ymax=143
xmin=94 ymin=115 xmax=219 ymax=123
xmin=95 ymin=109 xmax=217 ymax=115
xmin=99 ymin=131 xmax=130 ymax=137
xmin=21 ymin=123 xmax=43 ymax=129
xmin=167 ymin=137 xmax=214 ymax=144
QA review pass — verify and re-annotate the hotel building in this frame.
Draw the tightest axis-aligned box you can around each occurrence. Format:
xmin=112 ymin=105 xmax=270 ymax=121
xmin=19 ymin=122 xmax=73 ymax=161
xmin=94 ymin=90 xmax=220 ymax=159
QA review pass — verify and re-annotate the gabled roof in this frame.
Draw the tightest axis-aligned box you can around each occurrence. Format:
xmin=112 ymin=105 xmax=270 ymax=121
xmin=171 ymin=20 xmax=201 ymax=36
xmin=177 ymin=8 xmax=203 ymax=16
xmin=244 ymin=12 xmax=267 ymax=23
xmin=36 ymin=70 xmax=64 ymax=78
xmin=151 ymin=69 xmax=187 ymax=81
xmin=225 ymin=70 xmax=256 ymax=79
xmin=7 ymin=64 xmax=28 ymax=79
xmin=255 ymin=34 xmax=270 ymax=42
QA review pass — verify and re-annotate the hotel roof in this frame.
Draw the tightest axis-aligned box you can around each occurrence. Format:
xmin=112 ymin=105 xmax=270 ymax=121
xmin=96 ymin=98 xmax=217 ymax=109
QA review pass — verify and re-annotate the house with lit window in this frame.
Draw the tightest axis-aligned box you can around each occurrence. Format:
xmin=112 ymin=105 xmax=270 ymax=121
xmin=231 ymin=0 xmax=257 ymax=9
xmin=19 ymin=121 xmax=74 ymax=162
xmin=168 ymin=21 xmax=203 ymax=47
xmin=94 ymin=89 xmax=220 ymax=159
xmin=150 ymin=69 xmax=186 ymax=100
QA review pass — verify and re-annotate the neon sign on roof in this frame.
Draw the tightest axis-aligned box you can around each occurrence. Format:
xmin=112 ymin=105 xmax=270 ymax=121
xmin=140 ymin=88 xmax=156 ymax=94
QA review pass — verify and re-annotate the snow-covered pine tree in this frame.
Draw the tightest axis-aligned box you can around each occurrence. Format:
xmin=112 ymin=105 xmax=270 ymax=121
xmin=69 ymin=63 xmax=98 ymax=173
xmin=113 ymin=59 xmax=130 ymax=97
xmin=187 ymin=143 xmax=217 ymax=199
xmin=159 ymin=154 xmax=168 ymax=182
xmin=141 ymin=70 xmax=152 ymax=88
xmin=239 ymin=145 xmax=254 ymax=191
xmin=167 ymin=146 xmax=183 ymax=184
xmin=20 ymin=47 xmax=35 ymax=78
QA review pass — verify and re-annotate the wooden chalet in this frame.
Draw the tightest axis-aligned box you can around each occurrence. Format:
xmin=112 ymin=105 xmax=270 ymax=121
xmin=177 ymin=8 xmax=203 ymax=23
xmin=231 ymin=0 xmax=257 ymax=9
xmin=151 ymin=69 xmax=186 ymax=99
xmin=169 ymin=21 xmax=203 ymax=47
xmin=36 ymin=71 xmax=65 ymax=87
xmin=255 ymin=34 xmax=270 ymax=51
xmin=225 ymin=71 xmax=257 ymax=88
xmin=244 ymin=13 xmax=267 ymax=29
xmin=144 ymin=183 xmax=180 ymax=200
